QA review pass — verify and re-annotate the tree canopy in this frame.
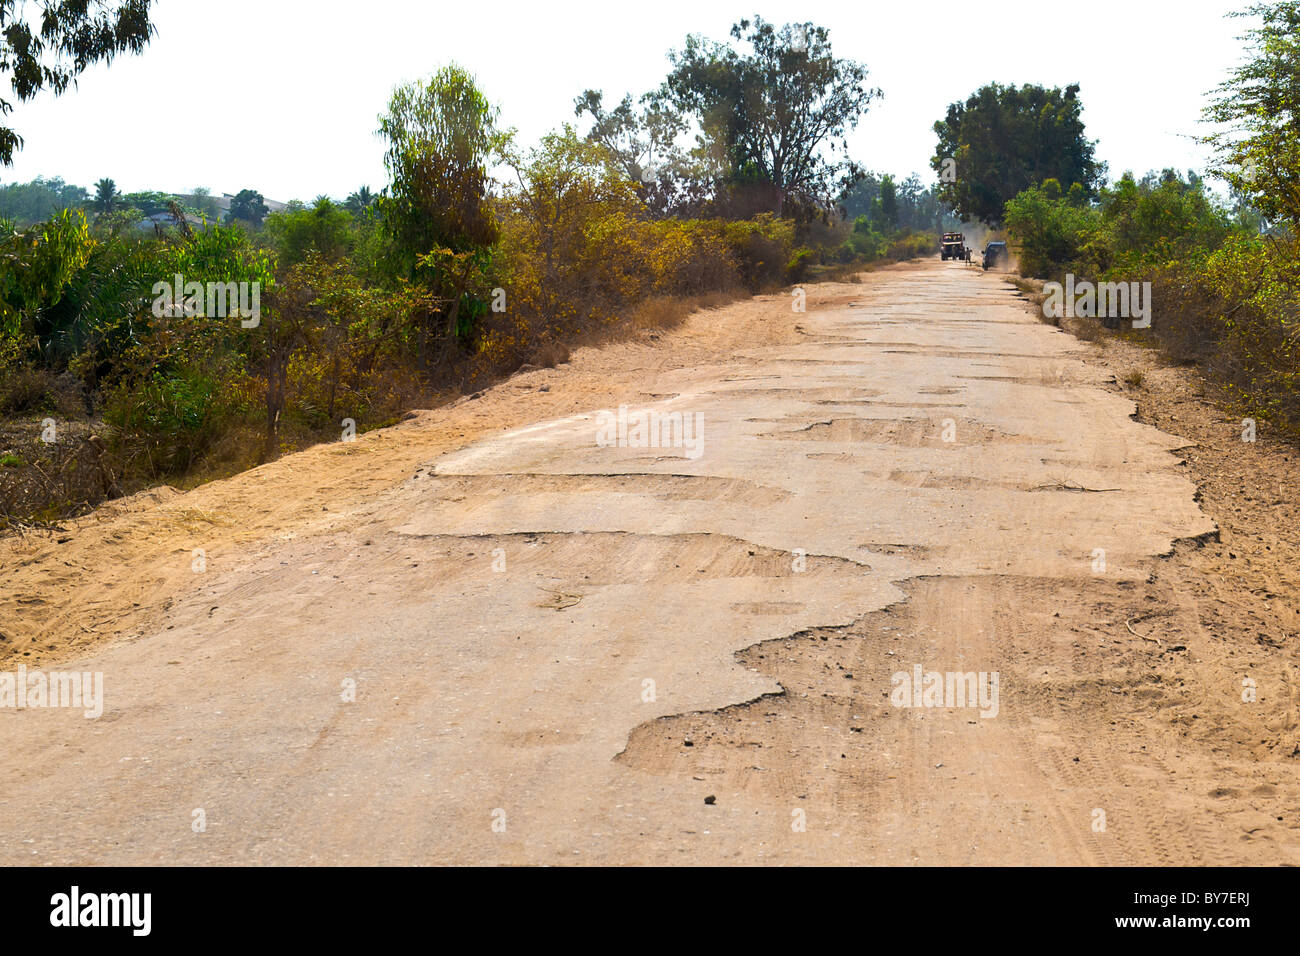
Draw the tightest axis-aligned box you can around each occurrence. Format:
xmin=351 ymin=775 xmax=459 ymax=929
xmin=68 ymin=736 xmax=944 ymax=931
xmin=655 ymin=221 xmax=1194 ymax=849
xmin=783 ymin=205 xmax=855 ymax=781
xmin=227 ymin=189 xmax=269 ymax=226
xmin=0 ymin=175 xmax=88 ymax=223
xmin=0 ymin=0 xmax=155 ymax=164
xmin=1203 ymin=1 xmax=1300 ymax=229
xmin=573 ymin=89 xmax=693 ymax=217
xmin=377 ymin=65 xmax=508 ymax=351
xmin=658 ymin=16 xmax=880 ymax=216
xmin=377 ymin=66 xmax=505 ymax=273
xmin=932 ymin=82 xmax=1104 ymax=225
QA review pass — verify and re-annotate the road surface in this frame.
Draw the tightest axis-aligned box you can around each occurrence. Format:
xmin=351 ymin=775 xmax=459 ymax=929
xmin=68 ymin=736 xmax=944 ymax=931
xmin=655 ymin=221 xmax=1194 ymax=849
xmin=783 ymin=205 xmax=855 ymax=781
xmin=8 ymin=259 xmax=1287 ymax=866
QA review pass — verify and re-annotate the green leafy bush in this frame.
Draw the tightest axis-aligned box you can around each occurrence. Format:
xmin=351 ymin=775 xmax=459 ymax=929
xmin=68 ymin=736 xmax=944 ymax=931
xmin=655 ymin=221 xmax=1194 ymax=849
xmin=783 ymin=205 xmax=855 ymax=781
xmin=1003 ymin=182 xmax=1098 ymax=278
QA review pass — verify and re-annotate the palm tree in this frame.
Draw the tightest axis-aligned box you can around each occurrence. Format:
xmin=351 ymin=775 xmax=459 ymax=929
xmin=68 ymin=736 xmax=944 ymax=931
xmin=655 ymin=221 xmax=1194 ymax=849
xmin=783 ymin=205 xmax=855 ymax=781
xmin=344 ymin=185 xmax=374 ymax=214
xmin=93 ymin=178 xmax=119 ymax=215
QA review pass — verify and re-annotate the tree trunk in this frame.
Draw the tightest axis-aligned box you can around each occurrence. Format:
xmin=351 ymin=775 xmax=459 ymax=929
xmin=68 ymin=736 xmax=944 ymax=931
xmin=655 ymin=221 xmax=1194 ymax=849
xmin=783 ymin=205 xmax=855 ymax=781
xmin=445 ymin=259 xmax=475 ymax=341
xmin=327 ymin=350 xmax=340 ymax=421
xmin=262 ymin=353 xmax=286 ymax=464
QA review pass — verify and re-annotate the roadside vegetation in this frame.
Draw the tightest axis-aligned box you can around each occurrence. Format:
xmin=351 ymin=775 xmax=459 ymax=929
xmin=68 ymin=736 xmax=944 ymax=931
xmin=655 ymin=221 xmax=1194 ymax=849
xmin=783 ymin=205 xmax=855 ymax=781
xmin=956 ymin=3 xmax=1300 ymax=438
xmin=1 ymin=14 xmax=947 ymax=529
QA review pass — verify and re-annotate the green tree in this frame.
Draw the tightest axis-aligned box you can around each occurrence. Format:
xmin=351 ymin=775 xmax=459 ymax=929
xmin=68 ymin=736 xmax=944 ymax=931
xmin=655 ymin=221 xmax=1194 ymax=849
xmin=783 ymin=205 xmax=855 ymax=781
xmin=100 ymin=221 xmax=273 ymax=472
xmin=37 ymin=222 xmax=171 ymax=393
xmin=932 ymin=83 xmax=1105 ymax=225
xmin=377 ymin=64 xmax=507 ymax=356
xmin=227 ymin=189 xmax=269 ymax=226
xmin=573 ymin=89 xmax=692 ymax=216
xmin=1086 ymin=170 xmax=1231 ymax=273
xmin=121 ymin=190 xmax=172 ymax=217
xmin=659 ymin=16 xmax=880 ymax=216
xmin=877 ymin=174 xmax=898 ymax=230
xmin=499 ymin=125 xmax=641 ymax=335
xmin=93 ymin=178 xmax=121 ymax=215
xmin=1204 ymin=2 xmax=1300 ymax=229
xmin=841 ymin=172 xmax=957 ymax=235
xmin=0 ymin=176 xmax=88 ymax=223
xmin=1003 ymin=182 xmax=1098 ymax=278
xmin=188 ymin=187 xmax=220 ymax=220
xmin=264 ymin=196 xmax=354 ymax=268
xmin=343 ymin=186 xmax=375 ymax=215
xmin=0 ymin=208 xmax=95 ymax=360
xmin=1 ymin=1 xmax=155 ymax=164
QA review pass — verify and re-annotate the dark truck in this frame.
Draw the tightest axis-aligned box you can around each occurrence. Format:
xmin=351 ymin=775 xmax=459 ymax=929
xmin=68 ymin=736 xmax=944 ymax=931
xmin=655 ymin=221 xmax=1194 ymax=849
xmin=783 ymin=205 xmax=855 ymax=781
xmin=983 ymin=241 xmax=1008 ymax=271
xmin=940 ymin=233 xmax=966 ymax=261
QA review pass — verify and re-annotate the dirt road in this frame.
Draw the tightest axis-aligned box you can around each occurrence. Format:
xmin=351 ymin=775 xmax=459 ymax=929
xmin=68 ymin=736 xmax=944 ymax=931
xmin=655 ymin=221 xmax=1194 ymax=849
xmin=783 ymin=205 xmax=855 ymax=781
xmin=3 ymin=259 xmax=1297 ymax=865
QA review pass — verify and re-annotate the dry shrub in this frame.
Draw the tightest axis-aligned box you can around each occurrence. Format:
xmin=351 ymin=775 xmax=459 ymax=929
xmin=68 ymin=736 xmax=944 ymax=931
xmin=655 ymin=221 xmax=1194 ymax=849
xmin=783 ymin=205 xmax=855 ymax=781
xmin=0 ymin=425 xmax=121 ymax=530
xmin=626 ymin=290 xmax=741 ymax=333
xmin=711 ymin=216 xmax=796 ymax=291
xmin=1135 ymin=238 xmax=1300 ymax=432
xmin=1064 ymin=315 xmax=1108 ymax=344
xmin=1145 ymin=265 xmax=1226 ymax=365
xmin=495 ymin=195 xmax=797 ymax=368
xmin=628 ymin=296 xmax=689 ymax=331
xmin=179 ymin=420 xmax=264 ymax=486
xmin=534 ymin=341 xmax=570 ymax=368
xmin=641 ymin=221 xmax=737 ymax=295
xmin=0 ymin=366 xmax=59 ymax=415
xmin=812 ymin=261 xmax=879 ymax=283
xmin=690 ymin=289 xmax=737 ymax=312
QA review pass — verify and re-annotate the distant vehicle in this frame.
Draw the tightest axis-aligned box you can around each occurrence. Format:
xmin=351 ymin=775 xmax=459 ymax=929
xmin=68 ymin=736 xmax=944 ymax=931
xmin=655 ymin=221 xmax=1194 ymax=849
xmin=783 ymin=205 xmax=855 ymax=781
xmin=941 ymin=233 xmax=966 ymax=261
xmin=983 ymin=241 xmax=1008 ymax=271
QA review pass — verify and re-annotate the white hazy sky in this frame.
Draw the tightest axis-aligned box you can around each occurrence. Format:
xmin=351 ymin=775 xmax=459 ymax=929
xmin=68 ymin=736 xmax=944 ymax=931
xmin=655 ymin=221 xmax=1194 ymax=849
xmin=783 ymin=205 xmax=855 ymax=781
xmin=0 ymin=0 xmax=1253 ymax=201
